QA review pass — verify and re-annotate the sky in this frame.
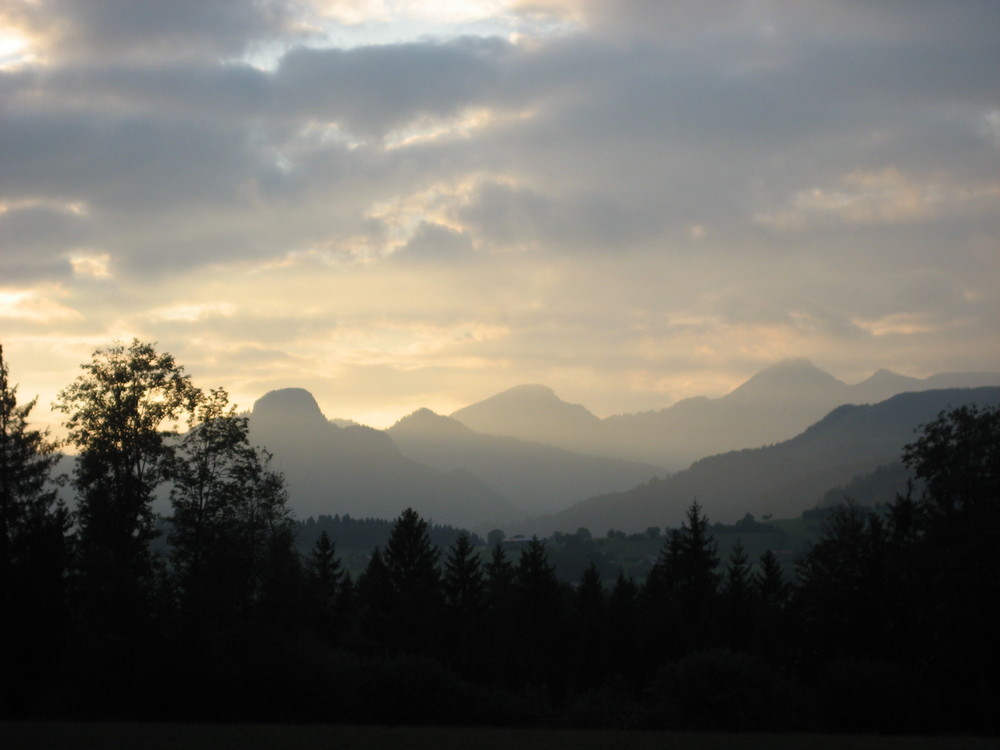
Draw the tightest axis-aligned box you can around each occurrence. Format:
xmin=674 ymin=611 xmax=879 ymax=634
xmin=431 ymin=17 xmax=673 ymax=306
xmin=1 ymin=0 xmax=999 ymax=432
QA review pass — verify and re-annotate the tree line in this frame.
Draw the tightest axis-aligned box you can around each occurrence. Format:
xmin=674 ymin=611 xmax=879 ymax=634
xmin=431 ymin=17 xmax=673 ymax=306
xmin=1 ymin=340 xmax=997 ymax=731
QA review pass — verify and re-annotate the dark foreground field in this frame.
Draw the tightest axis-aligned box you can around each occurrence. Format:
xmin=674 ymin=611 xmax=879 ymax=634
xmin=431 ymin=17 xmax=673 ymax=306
xmin=2 ymin=723 xmax=997 ymax=750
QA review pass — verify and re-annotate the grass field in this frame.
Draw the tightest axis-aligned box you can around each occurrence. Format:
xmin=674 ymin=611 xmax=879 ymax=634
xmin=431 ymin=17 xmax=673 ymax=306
xmin=2 ymin=722 xmax=996 ymax=750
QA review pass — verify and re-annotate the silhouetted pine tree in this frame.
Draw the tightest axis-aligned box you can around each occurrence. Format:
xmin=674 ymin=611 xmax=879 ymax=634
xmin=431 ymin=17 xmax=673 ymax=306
xmin=0 ymin=345 xmax=71 ymax=717
xmin=483 ymin=542 xmax=517 ymax=685
xmin=573 ymin=562 xmax=608 ymax=690
xmin=752 ymin=549 xmax=790 ymax=662
xmin=307 ymin=531 xmax=349 ymax=643
xmin=606 ymin=571 xmax=641 ymax=690
xmin=442 ymin=533 xmax=486 ymax=674
xmin=721 ymin=539 xmax=754 ymax=652
xmin=513 ymin=538 xmax=568 ymax=703
xmin=380 ymin=508 xmax=443 ymax=655
xmin=673 ymin=502 xmax=719 ymax=637
xmin=354 ymin=547 xmax=393 ymax=653
xmin=642 ymin=501 xmax=720 ymax=661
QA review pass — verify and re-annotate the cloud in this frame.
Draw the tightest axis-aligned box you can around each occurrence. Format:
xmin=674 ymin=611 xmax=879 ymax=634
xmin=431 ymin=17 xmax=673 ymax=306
xmin=755 ymin=169 xmax=1000 ymax=230
xmin=5 ymin=0 xmax=301 ymax=63
xmin=0 ymin=0 xmax=997 ymax=432
xmin=273 ymin=36 xmax=513 ymax=137
xmin=390 ymin=220 xmax=476 ymax=263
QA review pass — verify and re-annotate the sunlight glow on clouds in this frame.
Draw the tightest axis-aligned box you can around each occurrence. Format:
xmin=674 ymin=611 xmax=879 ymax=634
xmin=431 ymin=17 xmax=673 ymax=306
xmin=0 ymin=287 xmax=80 ymax=323
xmin=0 ymin=0 xmax=997 ymax=430
xmin=755 ymin=169 xmax=1000 ymax=230
xmin=68 ymin=252 xmax=111 ymax=279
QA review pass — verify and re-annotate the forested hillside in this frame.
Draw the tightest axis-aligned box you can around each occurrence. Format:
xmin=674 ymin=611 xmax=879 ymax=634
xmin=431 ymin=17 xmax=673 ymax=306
xmin=529 ymin=386 xmax=1000 ymax=533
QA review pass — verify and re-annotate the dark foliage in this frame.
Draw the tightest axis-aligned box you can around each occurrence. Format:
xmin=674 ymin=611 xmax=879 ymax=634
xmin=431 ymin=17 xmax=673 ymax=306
xmin=3 ymin=341 xmax=998 ymax=733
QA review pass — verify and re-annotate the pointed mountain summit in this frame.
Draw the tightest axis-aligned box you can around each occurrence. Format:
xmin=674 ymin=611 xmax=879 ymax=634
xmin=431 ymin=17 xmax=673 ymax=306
xmin=854 ymin=369 xmax=922 ymax=403
xmin=248 ymin=388 xmax=518 ymax=527
xmin=450 ymin=383 xmax=602 ymax=451
xmin=390 ymin=407 xmax=474 ymax=439
xmin=724 ymin=358 xmax=847 ymax=404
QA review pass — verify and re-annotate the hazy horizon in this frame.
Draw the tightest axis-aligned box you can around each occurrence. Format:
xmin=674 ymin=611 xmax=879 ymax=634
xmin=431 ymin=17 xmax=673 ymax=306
xmin=2 ymin=1 xmax=998 ymax=432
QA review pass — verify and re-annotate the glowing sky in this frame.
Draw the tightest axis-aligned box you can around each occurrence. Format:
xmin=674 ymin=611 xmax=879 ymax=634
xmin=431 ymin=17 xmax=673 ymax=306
xmin=1 ymin=0 xmax=999 ymax=431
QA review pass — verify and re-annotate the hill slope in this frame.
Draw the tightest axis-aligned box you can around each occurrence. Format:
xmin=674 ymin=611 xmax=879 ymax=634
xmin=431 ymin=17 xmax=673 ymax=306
xmin=452 ymin=360 xmax=1000 ymax=469
xmin=514 ymin=386 xmax=1000 ymax=534
xmin=248 ymin=388 xmax=519 ymax=528
xmin=388 ymin=408 xmax=664 ymax=516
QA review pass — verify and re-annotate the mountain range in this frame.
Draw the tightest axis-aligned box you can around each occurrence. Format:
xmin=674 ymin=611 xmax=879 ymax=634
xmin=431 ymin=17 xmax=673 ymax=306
xmin=510 ymin=386 xmax=1000 ymax=535
xmin=450 ymin=359 xmax=999 ymax=469
xmin=387 ymin=408 xmax=662 ymax=516
xmin=247 ymin=388 xmax=518 ymax=529
xmin=246 ymin=360 xmax=999 ymax=532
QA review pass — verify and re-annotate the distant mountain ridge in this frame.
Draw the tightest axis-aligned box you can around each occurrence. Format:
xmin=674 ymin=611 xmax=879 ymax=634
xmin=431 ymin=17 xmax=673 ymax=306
xmin=449 ymin=384 xmax=602 ymax=449
xmin=388 ymin=407 xmax=663 ymax=516
xmin=510 ymin=386 xmax=1000 ymax=535
xmin=248 ymin=388 xmax=519 ymax=529
xmin=243 ymin=362 xmax=999 ymax=532
xmin=450 ymin=360 xmax=1000 ymax=468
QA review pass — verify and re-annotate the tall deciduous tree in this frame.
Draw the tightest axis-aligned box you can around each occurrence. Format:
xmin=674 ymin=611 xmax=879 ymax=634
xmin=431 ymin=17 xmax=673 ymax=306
xmin=53 ymin=340 xmax=199 ymax=713
xmin=169 ymin=387 xmax=294 ymax=624
xmin=54 ymin=339 xmax=199 ymax=606
xmin=898 ymin=404 xmax=1000 ymax=716
xmin=793 ymin=503 xmax=889 ymax=662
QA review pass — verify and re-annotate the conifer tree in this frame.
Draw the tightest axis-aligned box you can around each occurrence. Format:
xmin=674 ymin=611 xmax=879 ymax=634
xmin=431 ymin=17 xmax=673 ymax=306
xmin=753 ymin=549 xmax=790 ymax=661
xmin=354 ymin=546 xmax=393 ymax=652
xmin=673 ymin=501 xmax=720 ymax=617
xmin=574 ymin=562 xmax=608 ymax=689
xmin=0 ymin=345 xmax=70 ymax=714
xmin=485 ymin=541 xmax=515 ymax=606
xmin=513 ymin=537 xmax=567 ymax=698
xmin=308 ymin=530 xmax=345 ymax=603
xmin=482 ymin=542 xmax=517 ymax=683
xmin=607 ymin=571 xmax=641 ymax=688
xmin=0 ymin=344 xmax=67 ymax=600
xmin=442 ymin=533 xmax=484 ymax=617
xmin=442 ymin=533 xmax=486 ymax=673
xmin=721 ymin=539 xmax=753 ymax=652
xmin=379 ymin=508 xmax=443 ymax=654
xmin=645 ymin=502 xmax=720 ymax=656
xmin=754 ymin=550 xmax=789 ymax=609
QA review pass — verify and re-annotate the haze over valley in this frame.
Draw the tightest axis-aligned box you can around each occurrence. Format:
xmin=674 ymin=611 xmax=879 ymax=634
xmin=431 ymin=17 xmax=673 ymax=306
xmin=245 ymin=359 xmax=1000 ymax=531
